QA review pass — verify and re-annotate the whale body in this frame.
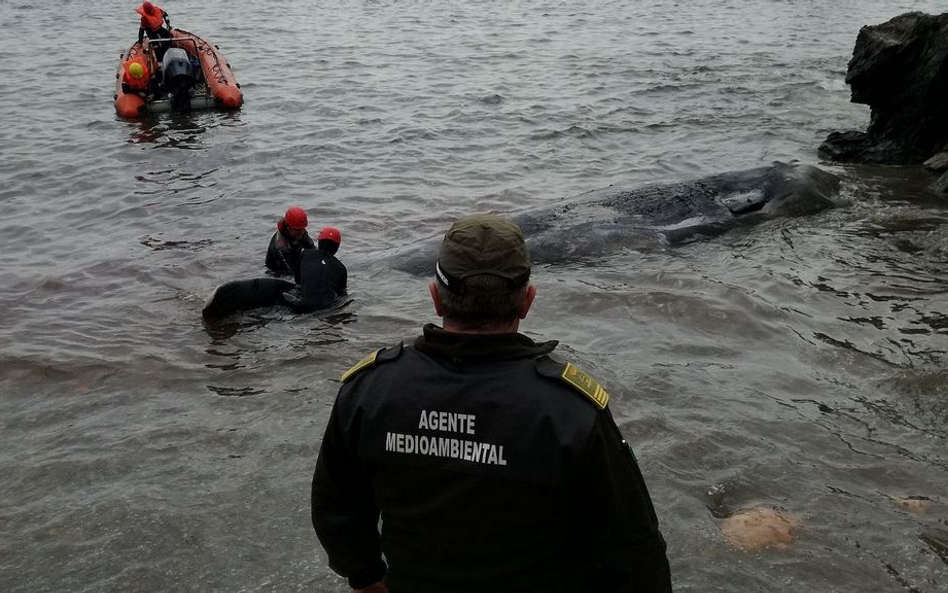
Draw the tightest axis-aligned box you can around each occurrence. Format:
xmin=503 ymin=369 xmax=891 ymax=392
xmin=392 ymin=162 xmax=843 ymax=275
xmin=202 ymin=277 xmax=295 ymax=318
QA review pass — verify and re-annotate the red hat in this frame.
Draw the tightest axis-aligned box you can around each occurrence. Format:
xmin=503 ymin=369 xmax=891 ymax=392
xmin=317 ymin=226 xmax=342 ymax=245
xmin=284 ymin=206 xmax=308 ymax=230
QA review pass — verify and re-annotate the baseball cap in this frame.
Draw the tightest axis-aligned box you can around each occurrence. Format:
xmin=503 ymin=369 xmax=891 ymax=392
xmin=435 ymin=214 xmax=530 ymax=295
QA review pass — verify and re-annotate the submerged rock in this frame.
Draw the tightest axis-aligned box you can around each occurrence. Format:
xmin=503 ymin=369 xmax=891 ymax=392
xmin=820 ymin=12 xmax=948 ymax=166
xmin=890 ymin=494 xmax=933 ymax=514
xmin=720 ymin=506 xmax=801 ymax=552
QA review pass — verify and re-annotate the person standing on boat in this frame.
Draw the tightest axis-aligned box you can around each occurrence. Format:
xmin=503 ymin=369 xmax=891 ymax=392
xmin=266 ymin=206 xmax=315 ymax=280
xmin=136 ymin=2 xmax=172 ymax=63
xmin=283 ymin=227 xmax=348 ymax=312
xmin=311 ymin=214 xmax=672 ymax=593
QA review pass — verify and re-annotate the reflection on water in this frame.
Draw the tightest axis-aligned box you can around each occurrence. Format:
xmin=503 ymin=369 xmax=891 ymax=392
xmin=880 ymin=370 xmax=948 ymax=430
xmin=202 ymin=305 xmax=359 ymax=401
xmin=125 ymin=111 xmax=242 ymax=148
xmin=783 ymin=211 xmax=948 ymax=368
xmin=140 ymin=236 xmax=214 ymax=250
xmin=202 ymin=302 xmax=358 ymax=345
xmin=202 ymin=307 xmax=288 ymax=341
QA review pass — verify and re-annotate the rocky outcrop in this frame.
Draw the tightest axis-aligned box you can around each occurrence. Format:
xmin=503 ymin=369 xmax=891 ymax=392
xmin=820 ymin=12 xmax=948 ymax=171
xmin=935 ymin=173 xmax=948 ymax=194
xmin=925 ymin=152 xmax=948 ymax=193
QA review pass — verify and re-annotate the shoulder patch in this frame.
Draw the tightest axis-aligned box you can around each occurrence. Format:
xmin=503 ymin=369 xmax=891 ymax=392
xmin=535 ymin=357 xmax=610 ymax=410
xmin=340 ymin=343 xmax=404 ymax=383
xmin=560 ymin=362 xmax=610 ymax=410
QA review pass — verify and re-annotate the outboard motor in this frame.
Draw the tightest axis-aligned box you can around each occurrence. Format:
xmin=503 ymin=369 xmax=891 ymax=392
xmin=161 ymin=47 xmax=195 ymax=111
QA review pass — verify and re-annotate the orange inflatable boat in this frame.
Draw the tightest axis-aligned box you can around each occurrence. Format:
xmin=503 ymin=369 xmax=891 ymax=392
xmin=114 ymin=28 xmax=243 ymax=118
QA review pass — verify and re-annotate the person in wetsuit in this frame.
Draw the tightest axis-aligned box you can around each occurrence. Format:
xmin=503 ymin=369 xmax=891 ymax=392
xmin=311 ymin=214 xmax=672 ymax=593
xmin=265 ymin=206 xmax=315 ymax=280
xmin=136 ymin=2 xmax=172 ymax=63
xmin=283 ymin=226 xmax=347 ymax=312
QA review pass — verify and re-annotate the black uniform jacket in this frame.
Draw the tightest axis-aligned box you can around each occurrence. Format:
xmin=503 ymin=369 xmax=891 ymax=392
xmin=312 ymin=325 xmax=671 ymax=593
xmin=265 ymin=226 xmax=314 ymax=280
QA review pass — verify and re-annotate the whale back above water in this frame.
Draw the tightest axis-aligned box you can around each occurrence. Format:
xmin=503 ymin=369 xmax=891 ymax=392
xmin=392 ymin=162 xmax=843 ymax=275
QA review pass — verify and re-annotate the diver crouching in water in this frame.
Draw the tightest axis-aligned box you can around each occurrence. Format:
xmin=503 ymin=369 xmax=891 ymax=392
xmin=283 ymin=227 xmax=348 ymax=312
xmin=266 ymin=206 xmax=315 ymax=280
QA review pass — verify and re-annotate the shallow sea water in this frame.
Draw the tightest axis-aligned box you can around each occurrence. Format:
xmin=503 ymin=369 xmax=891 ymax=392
xmin=1 ymin=1 xmax=947 ymax=591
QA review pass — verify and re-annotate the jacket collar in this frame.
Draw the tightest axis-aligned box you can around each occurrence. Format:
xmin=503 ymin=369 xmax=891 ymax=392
xmin=414 ymin=323 xmax=557 ymax=361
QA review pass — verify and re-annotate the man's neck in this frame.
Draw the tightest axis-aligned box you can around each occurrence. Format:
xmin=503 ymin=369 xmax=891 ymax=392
xmin=441 ymin=319 xmax=520 ymax=334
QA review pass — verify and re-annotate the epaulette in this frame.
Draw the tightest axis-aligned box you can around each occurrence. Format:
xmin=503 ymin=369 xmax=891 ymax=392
xmin=340 ymin=342 xmax=404 ymax=383
xmin=535 ymin=357 xmax=610 ymax=410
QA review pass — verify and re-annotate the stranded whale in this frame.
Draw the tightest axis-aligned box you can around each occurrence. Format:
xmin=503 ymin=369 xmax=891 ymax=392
xmin=392 ymin=161 xmax=843 ymax=275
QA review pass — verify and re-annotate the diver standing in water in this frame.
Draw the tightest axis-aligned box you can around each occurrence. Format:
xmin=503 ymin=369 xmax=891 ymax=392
xmin=266 ymin=206 xmax=315 ymax=280
xmin=283 ymin=227 xmax=347 ymax=312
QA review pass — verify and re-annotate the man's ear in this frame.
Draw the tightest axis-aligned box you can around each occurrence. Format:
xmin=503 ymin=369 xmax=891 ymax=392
xmin=519 ymin=285 xmax=537 ymax=319
xmin=429 ymin=282 xmax=444 ymax=317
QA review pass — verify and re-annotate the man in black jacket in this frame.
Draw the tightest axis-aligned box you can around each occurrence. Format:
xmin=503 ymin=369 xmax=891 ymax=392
xmin=312 ymin=214 xmax=671 ymax=593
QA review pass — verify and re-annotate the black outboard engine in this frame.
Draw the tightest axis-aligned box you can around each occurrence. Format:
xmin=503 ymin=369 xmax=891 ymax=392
xmin=161 ymin=47 xmax=195 ymax=111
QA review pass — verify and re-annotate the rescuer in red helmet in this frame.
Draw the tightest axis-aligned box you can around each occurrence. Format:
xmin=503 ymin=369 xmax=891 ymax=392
xmin=266 ymin=206 xmax=315 ymax=280
xmin=283 ymin=226 xmax=348 ymax=312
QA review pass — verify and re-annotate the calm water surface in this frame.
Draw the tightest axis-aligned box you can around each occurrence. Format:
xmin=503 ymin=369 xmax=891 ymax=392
xmin=1 ymin=1 xmax=947 ymax=591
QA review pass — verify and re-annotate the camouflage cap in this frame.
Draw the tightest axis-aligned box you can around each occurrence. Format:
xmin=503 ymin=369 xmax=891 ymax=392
xmin=435 ymin=214 xmax=531 ymax=295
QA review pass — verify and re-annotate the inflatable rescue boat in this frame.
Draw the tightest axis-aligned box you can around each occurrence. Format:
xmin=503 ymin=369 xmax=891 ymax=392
xmin=114 ymin=28 xmax=243 ymax=118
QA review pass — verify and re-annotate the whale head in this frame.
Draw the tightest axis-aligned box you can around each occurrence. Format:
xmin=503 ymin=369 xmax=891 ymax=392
xmin=761 ymin=162 xmax=843 ymax=217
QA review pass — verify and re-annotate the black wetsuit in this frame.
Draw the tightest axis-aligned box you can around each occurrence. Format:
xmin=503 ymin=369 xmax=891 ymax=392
xmin=285 ymin=247 xmax=347 ymax=311
xmin=312 ymin=326 xmax=672 ymax=593
xmin=265 ymin=226 xmax=315 ymax=280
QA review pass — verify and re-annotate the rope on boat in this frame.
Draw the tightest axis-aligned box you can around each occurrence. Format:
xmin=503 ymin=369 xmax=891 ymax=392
xmin=177 ymin=29 xmax=231 ymax=86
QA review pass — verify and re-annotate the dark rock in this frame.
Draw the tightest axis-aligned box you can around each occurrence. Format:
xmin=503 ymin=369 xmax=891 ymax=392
xmin=820 ymin=12 xmax=948 ymax=165
xmin=923 ymin=152 xmax=948 ymax=172
xmin=935 ymin=171 xmax=948 ymax=194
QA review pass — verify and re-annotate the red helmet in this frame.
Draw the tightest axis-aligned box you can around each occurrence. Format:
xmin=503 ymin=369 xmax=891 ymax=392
xmin=283 ymin=206 xmax=308 ymax=230
xmin=317 ymin=226 xmax=342 ymax=245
